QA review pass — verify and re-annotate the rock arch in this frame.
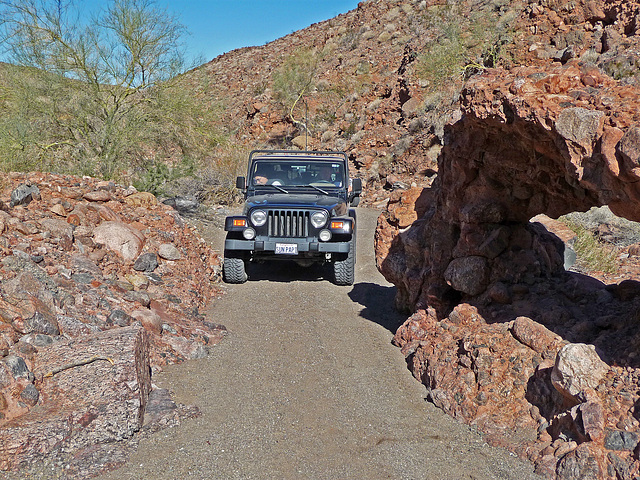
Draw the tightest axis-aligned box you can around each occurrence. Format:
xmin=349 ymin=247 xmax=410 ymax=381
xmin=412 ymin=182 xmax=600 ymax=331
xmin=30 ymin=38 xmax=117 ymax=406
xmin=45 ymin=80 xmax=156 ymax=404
xmin=376 ymin=62 xmax=640 ymax=315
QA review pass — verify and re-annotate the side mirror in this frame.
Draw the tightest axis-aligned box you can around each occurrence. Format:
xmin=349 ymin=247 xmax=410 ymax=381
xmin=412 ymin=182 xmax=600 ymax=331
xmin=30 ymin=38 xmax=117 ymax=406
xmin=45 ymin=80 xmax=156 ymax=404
xmin=349 ymin=178 xmax=362 ymax=207
xmin=236 ymin=176 xmax=246 ymax=190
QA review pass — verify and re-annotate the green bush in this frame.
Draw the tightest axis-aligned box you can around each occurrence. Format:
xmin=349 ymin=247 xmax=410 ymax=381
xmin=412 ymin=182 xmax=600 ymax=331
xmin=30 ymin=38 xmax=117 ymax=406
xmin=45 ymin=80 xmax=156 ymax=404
xmin=560 ymin=217 xmax=619 ymax=275
xmin=150 ymin=145 xmax=248 ymax=205
xmin=0 ymin=0 xmax=222 ymax=182
xmin=271 ymin=47 xmax=324 ymax=135
xmin=133 ymin=157 xmax=196 ymax=196
xmin=415 ymin=2 xmax=520 ymax=87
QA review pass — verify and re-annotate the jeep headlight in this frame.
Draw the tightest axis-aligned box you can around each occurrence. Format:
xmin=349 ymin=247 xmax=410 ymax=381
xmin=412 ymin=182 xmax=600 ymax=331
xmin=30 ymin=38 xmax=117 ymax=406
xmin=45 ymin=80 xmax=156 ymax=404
xmin=310 ymin=210 xmax=328 ymax=228
xmin=250 ymin=209 xmax=267 ymax=227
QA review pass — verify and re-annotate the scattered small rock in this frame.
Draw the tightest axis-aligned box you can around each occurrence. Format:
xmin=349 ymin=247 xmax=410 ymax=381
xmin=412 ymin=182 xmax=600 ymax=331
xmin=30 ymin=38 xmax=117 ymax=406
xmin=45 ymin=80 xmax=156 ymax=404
xmin=133 ymin=252 xmax=159 ymax=272
xmin=158 ymin=243 xmax=182 ymax=261
xmin=83 ymin=190 xmax=112 ymax=202
xmin=19 ymin=384 xmax=39 ymax=407
xmin=10 ymin=184 xmax=40 ymax=207
xmin=604 ymin=430 xmax=639 ymax=451
xmin=2 ymin=355 xmax=30 ymax=379
xmin=107 ymin=310 xmax=134 ymax=327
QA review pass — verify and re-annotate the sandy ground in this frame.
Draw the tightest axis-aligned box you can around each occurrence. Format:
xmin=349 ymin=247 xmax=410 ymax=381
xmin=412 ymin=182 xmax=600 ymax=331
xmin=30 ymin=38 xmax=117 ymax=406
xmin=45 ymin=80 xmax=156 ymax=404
xmin=96 ymin=207 xmax=539 ymax=480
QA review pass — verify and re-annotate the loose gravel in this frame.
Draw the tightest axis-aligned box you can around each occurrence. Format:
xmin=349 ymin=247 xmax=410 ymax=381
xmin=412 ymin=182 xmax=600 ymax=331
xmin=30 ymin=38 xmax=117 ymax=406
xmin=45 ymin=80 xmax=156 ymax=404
xmin=96 ymin=208 xmax=539 ymax=480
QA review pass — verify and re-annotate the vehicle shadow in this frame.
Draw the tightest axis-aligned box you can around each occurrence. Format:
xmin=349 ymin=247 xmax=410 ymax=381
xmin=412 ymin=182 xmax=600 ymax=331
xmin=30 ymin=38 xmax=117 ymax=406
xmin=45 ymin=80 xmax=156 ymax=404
xmin=348 ymin=282 xmax=407 ymax=333
xmin=246 ymin=260 xmax=329 ymax=283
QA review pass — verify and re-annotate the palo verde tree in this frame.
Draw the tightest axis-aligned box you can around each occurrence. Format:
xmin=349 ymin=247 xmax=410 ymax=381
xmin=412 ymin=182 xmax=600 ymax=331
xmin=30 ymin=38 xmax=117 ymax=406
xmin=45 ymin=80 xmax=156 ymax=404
xmin=0 ymin=0 xmax=211 ymax=179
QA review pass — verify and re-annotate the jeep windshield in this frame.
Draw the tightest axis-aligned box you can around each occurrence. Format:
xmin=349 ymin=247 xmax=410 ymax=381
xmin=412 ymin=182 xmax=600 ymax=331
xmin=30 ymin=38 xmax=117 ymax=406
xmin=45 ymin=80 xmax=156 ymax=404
xmin=250 ymin=160 xmax=346 ymax=192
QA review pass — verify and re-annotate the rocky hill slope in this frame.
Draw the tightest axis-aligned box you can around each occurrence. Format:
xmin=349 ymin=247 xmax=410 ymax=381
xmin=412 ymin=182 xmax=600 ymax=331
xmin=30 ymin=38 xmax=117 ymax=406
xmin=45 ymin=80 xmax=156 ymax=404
xmin=184 ymin=0 xmax=639 ymax=206
xmin=0 ymin=173 xmax=225 ymax=476
xmin=184 ymin=0 xmax=527 ymax=202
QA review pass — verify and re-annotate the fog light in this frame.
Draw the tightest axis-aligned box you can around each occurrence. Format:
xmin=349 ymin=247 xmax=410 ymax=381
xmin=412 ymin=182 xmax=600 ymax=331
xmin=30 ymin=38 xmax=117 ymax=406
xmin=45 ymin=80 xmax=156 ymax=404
xmin=243 ymin=228 xmax=256 ymax=240
xmin=319 ymin=229 xmax=331 ymax=242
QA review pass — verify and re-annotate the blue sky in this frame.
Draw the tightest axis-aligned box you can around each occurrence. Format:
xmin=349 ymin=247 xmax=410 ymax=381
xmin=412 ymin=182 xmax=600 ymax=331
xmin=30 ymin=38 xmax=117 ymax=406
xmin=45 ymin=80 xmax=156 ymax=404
xmin=173 ymin=1 xmax=361 ymax=61
xmin=83 ymin=0 xmax=361 ymax=62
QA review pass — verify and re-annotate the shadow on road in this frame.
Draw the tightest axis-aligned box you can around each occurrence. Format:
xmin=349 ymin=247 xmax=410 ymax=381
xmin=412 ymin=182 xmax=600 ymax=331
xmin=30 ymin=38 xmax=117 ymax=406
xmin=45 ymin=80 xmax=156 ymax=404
xmin=246 ymin=260 xmax=329 ymax=283
xmin=349 ymin=282 xmax=407 ymax=333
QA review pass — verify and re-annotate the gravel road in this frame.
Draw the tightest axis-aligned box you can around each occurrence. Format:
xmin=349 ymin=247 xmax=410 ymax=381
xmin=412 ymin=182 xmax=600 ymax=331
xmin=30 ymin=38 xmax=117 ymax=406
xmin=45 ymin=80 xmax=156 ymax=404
xmin=97 ymin=207 xmax=539 ymax=480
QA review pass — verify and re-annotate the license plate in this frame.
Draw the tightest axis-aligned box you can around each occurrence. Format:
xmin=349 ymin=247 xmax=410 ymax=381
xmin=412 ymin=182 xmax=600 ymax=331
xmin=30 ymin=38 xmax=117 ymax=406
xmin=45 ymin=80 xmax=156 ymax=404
xmin=275 ymin=243 xmax=298 ymax=255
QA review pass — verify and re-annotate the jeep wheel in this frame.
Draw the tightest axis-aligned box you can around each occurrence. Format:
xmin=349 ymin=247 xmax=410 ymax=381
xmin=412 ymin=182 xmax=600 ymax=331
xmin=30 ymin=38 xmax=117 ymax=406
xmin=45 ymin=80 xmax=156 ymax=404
xmin=333 ymin=237 xmax=355 ymax=286
xmin=223 ymin=252 xmax=248 ymax=284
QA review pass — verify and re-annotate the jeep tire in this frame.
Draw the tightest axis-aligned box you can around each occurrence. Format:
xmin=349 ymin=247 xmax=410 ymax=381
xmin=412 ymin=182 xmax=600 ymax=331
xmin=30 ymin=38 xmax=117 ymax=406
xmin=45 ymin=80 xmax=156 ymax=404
xmin=333 ymin=235 xmax=355 ymax=286
xmin=223 ymin=251 xmax=248 ymax=284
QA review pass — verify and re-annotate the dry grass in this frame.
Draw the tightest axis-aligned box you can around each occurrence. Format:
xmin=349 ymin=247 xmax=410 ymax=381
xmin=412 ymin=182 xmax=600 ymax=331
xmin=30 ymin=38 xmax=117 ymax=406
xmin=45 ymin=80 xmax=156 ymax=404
xmin=560 ymin=217 xmax=619 ymax=275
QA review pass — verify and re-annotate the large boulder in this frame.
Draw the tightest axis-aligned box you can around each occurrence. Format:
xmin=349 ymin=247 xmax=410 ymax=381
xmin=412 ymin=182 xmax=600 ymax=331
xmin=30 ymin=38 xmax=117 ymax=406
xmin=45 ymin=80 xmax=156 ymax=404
xmin=551 ymin=343 xmax=609 ymax=403
xmin=0 ymin=325 xmax=151 ymax=470
xmin=93 ymin=221 xmax=145 ymax=261
xmin=376 ymin=62 xmax=640 ymax=315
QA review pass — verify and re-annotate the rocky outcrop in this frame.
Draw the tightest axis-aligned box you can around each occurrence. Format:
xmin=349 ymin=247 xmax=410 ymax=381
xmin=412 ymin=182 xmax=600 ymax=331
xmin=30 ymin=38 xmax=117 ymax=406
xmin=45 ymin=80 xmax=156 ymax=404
xmin=0 ymin=172 xmax=225 ymax=476
xmin=377 ymin=61 xmax=640 ymax=313
xmin=0 ymin=325 xmax=150 ymax=471
xmin=393 ymin=298 xmax=640 ymax=478
xmin=375 ymin=3 xmax=640 ymax=477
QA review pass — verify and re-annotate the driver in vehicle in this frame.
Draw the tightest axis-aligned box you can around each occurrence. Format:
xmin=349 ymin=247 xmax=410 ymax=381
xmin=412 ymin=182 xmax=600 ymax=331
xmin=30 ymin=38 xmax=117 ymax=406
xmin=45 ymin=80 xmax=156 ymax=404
xmin=253 ymin=164 xmax=273 ymax=185
xmin=317 ymin=164 xmax=342 ymax=186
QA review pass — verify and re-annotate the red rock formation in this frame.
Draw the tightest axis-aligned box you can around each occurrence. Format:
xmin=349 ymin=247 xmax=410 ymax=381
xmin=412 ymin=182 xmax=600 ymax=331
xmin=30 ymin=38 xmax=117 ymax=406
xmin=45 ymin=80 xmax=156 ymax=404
xmin=375 ymin=5 xmax=640 ymax=478
xmin=377 ymin=61 xmax=640 ymax=314
xmin=0 ymin=172 xmax=225 ymax=475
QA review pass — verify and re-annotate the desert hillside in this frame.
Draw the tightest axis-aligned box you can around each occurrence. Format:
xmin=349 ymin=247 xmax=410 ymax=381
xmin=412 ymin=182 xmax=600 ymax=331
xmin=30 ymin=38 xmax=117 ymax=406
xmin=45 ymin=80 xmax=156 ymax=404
xmin=2 ymin=0 xmax=640 ymax=478
xmin=179 ymin=0 xmax=639 ymax=206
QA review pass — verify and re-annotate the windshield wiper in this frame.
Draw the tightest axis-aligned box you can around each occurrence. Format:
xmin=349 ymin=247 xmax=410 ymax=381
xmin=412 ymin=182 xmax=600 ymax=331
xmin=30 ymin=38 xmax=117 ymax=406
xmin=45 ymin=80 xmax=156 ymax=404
xmin=262 ymin=184 xmax=288 ymax=193
xmin=305 ymin=184 xmax=329 ymax=195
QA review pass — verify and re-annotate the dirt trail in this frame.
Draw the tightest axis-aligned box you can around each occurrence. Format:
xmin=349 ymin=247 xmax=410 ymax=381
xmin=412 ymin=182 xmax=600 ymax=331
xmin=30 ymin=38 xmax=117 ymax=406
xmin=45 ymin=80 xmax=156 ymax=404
xmin=97 ymin=208 xmax=538 ymax=480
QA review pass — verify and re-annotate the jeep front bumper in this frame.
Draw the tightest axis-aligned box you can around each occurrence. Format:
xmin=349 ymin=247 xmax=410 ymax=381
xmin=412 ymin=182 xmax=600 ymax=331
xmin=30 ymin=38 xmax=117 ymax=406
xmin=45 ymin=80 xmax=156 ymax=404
xmin=225 ymin=238 xmax=351 ymax=253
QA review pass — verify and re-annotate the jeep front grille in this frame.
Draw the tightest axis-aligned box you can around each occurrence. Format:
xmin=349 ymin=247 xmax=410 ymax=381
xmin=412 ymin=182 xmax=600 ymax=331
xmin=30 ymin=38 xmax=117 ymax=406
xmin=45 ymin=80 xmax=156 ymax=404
xmin=267 ymin=210 xmax=310 ymax=237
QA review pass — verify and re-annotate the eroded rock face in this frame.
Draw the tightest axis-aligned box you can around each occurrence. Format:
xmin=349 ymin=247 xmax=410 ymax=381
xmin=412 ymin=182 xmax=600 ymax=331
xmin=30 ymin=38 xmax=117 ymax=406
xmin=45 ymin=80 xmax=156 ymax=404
xmin=376 ymin=18 xmax=640 ymax=480
xmin=377 ymin=62 xmax=640 ymax=314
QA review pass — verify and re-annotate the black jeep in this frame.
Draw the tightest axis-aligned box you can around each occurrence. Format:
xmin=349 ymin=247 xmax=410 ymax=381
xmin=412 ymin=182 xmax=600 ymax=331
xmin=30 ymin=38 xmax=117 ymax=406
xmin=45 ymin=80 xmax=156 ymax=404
xmin=223 ymin=150 xmax=362 ymax=285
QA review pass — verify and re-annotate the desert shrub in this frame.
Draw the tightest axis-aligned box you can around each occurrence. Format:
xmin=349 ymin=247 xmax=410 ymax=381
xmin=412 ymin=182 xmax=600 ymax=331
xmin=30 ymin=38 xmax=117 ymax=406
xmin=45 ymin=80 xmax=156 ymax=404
xmin=338 ymin=27 xmax=360 ymax=51
xmin=133 ymin=156 xmax=197 ymax=196
xmin=271 ymin=47 xmax=331 ymax=145
xmin=0 ymin=0 xmax=219 ymax=181
xmin=415 ymin=2 xmax=521 ymax=87
xmin=272 ymin=47 xmax=319 ymax=114
xmin=416 ymin=38 xmax=464 ymax=88
xmin=159 ymin=146 xmax=248 ymax=205
xmin=560 ymin=217 xmax=619 ymax=275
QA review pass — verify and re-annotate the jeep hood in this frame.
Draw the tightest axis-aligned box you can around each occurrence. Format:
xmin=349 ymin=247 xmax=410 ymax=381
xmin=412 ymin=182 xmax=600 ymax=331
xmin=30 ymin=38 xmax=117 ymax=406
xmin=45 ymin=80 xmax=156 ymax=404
xmin=245 ymin=193 xmax=348 ymax=216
